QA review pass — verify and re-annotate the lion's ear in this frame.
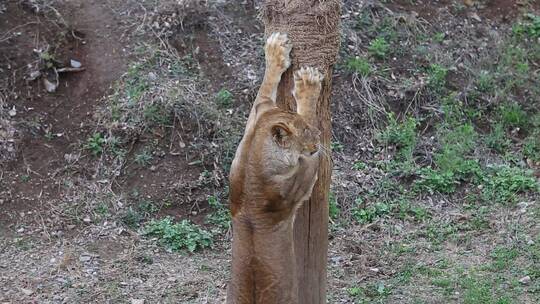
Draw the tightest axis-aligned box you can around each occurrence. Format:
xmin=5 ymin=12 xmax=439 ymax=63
xmin=271 ymin=124 xmax=291 ymax=147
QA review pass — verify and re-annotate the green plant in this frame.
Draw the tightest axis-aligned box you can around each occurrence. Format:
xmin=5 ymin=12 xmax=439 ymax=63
xmin=216 ymin=88 xmax=233 ymax=107
xmin=415 ymin=168 xmax=457 ymax=194
xmin=482 ymin=166 xmax=538 ymax=204
xmin=368 ymin=37 xmax=390 ymax=59
xmin=143 ymin=104 xmax=170 ymax=126
xmin=512 ymin=13 xmax=540 ymax=39
xmin=121 ymin=208 xmax=143 ymax=229
xmin=144 ymin=217 xmax=213 ymax=252
xmin=205 ymin=195 xmax=231 ymax=230
xmin=95 ymin=203 xmax=109 ymax=216
xmin=345 ymin=57 xmax=372 ymax=76
xmin=427 ymin=64 xmax=448 ymax=93
xmin=135 ymin=149 xmax=153 ymax=166
xmin=329 ymin=192 xmax=340 ymax=220
xmin=331 ymin=141 xmax=344 ymax=152
xmin=523 ymin=133 xmax=540 ymax=161
xmin=476 ymin=71 xmax=495 ymax=93
xmin=485 ymin=123 xmax=509 ymax=153
xmin=353 ymin=161 xmax=366 ymax=170
xmin=500 ymin=103 xmax=528 ymax=128
xmin=84 ymin=133 xmax=106 ymax=156
xmin=490 ymin=246 xmax=518 ymax=271
xmin=378 ymin=113 xmax=418 ymax=161
xmin=352 ymin=198 xmax=391 ymax=224
xmin=433 ymin=32 xmax=445 ymax=43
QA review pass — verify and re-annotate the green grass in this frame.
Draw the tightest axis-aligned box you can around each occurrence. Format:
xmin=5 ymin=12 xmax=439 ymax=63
xmin=205 ymin=195 xmax=231 ymax=231
xmin=427 ymin=64 xmax=448 ymax=94
xmin=499 ymin=103 xmax=528 ymax=129
xmin=368 ymin=37 xmax=390 ymax=59
xmin=486 ymin=123 xmax=509 ymax=153
xmin=216 ymin=88 xmax=233 ymax=107
xmin=345 ymin=57 xmax=372 ymax=76
xmin=134 ymin=149 xmax=153 ymax=166
xmin=84 ymin=133 xmax=106 ymax=156
xmin=143 ymin=217 xmax=213 ymax=252
xmin=481 ymin=166 xmax=538 ymax=204
xmin=329 ymin=192 xmax=340 ymax=220
xmin=378 ymin=113 xmax=418 ymax=161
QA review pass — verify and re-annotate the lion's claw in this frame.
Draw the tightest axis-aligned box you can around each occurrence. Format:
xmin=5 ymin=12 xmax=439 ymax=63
xmin=265 ymin=32 xmax=292 ymax=73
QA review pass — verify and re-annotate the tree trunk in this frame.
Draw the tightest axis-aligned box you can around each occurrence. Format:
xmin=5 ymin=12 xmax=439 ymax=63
xmin=262 ymin=1 xmax=341 ymax=303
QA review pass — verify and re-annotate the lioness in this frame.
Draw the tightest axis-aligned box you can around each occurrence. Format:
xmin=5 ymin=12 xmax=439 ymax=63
xmin=226 ymin=33 xmax=323 ymax=304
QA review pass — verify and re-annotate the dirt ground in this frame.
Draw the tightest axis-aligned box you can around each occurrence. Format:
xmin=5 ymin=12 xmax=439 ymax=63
xmin=1 ymin=0 xmax=539 ymax=303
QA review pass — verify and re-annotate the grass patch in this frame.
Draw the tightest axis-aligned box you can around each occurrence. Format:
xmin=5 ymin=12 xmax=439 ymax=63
xmin=481 ymin=166 xmax=538 ymax=204
xmin=205 ymin=195 xmax=231 ymax=231
xmin=143 ymin=217 xmax=213 ymax=252
xmin=345 ymin=57 xmax=372 ymax=77
xmin=368 ymin=37 xmax=390 ymax=59
xmin=378 ymin=113 xmax=418 ymax=161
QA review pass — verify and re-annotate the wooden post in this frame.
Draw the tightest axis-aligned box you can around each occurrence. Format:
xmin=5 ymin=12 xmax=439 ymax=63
xmin=262 ymin=1 xmax=341 ymax=303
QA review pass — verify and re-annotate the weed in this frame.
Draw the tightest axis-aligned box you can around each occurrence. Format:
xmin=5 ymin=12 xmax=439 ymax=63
xmin=490 ymin=246 xmax=518 ymax=271
xmin=353 ymin=161 xmax=366 ymax=170
xmin=345 ymin=57 xmax=372 ymax=77
xmin=486 ymin=123 xmax=509 ymax=153
xmin=352 ymin=198 xmax=391 ymax=224
xmin=95 ymin=203 xmax=109 ymax=216
xmin=329 ymin=192 xmax=340 ymax=220
xmin=137 ymin=200 xmax=159 ymax=216
xmin=205 ymin=195 xmax=230 ymax=230
xmin=433 ymin=32 xmax=445 ymax=43
xmin=134 ymin=149 xmax=153 ymax=166
xmin=482 ymin=166 xmax=538 ymax=204
xmin=512 ymin=13 xmax=540 ymax=39
xmin=331 ymin=141 xmax=344 ymax=152
xmin=121 ymin=207 xmax=143 ymax=229
xmin=84 ymin=133 xmax=106 ymax=156
xmin=461 ymin=276 xmax=512 ymax=304
xmin=368 ymin=37 xmax=390 ymax=59
xmin=378 ymin=113 xmax=417 ymax=161
xmin=144 ymin=104 xmax=170 ymax=126
xmin=216 ymin=88 xmax=233 ymax=107
xmin=500 ymin=103 xmax=528 ymax=128
xmin=523 ymin=133 xmax=540 ymax=161
xmin=476 ymin=71 xmax=495 ymax=93
xmin=427 ymin=64 xmax=448 ymax=93
xmin=143 ymin=217 xmax=213 ymax=252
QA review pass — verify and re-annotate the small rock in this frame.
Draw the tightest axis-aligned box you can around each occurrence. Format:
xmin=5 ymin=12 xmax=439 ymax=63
xmin=28 ymin=70 xmax=41 ymax=81
xmin=131 ymin=299 xmax=145 ymax=304
xmin=147 ymin=72 xmax=157 ymax=81
xmin=70 ymin=59 xmax=82 ymax=68
xmin=83 ymin=216 xmax=92 ymax=223
xmin=519 ymin=276 xmax=531 ymax=285
xmin=43 ymin=78 xmax=57 ymax=93
xmin=469 ymin=12 xmax=482 ymax=22
xmin=8 ymin=107 xmax=16 ymax=117
xmin=20 ymin=288 xmax=33 ymax=296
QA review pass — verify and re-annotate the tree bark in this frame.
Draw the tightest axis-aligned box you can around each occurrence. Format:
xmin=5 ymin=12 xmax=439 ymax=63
xmin=262 ymin=1 xmax=341 ymax=303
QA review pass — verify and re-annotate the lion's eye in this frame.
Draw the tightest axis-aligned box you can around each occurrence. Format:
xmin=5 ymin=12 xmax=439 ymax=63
xmin=271 ymin=125 xmax=291 ymax=147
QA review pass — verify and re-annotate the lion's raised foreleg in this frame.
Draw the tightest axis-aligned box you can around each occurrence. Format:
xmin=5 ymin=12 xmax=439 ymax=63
xmin=244 ymin=33 xmax=291 ymax=133
xmin=293 ymin=67 xmax=324 ymax=126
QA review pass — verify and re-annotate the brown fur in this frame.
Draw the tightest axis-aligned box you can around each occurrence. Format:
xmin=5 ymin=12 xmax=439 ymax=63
xmin=226 ymin=33 xmax=323 ymax=304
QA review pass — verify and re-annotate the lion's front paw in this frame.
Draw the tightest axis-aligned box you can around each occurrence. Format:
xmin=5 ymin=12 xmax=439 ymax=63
xmin=293 ymin=67 xmax=324 ymax=101
xmin=265 ymin=32 xmax=292 ymax=74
